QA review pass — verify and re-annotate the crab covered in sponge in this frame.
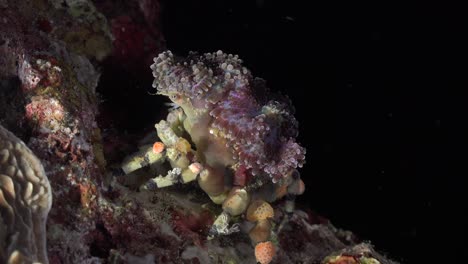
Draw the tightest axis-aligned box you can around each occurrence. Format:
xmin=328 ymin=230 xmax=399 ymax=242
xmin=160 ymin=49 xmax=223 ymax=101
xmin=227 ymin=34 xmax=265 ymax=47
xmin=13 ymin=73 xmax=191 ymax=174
xmin=121 ymin=50 xmax=306 ymax=264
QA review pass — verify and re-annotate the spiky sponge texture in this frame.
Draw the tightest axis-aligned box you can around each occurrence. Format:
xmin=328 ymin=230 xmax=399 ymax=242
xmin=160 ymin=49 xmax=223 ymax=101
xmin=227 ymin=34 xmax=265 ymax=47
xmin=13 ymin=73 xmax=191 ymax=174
xmin=151 ymin=50 xmax=305 ymax=181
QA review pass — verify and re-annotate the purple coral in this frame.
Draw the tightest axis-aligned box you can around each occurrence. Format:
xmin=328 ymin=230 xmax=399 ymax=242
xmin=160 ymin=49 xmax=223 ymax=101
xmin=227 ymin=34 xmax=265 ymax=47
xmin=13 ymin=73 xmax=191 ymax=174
xmin=151 ymin=50 xmax=305 ymax=181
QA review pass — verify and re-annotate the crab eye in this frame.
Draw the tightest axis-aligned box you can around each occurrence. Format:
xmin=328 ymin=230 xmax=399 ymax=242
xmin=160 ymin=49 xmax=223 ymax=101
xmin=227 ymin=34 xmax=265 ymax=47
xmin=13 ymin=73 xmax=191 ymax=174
xmin=170 ymin=94 xmax=179 ymax=100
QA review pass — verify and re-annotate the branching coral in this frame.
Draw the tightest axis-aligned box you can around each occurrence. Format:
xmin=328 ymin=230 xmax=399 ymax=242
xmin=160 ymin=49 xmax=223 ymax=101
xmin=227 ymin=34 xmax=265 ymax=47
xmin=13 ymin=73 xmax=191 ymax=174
xmin=122 ymin=50 xmax=306 ymax=264
xmin=0 ymin=125 xmax=52 ymax=264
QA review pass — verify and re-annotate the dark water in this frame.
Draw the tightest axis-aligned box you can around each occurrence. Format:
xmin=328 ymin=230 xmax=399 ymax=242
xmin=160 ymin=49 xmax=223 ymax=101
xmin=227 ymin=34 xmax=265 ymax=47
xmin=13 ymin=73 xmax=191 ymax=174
xmin=158 ymin=1 xmax=466 ymax=263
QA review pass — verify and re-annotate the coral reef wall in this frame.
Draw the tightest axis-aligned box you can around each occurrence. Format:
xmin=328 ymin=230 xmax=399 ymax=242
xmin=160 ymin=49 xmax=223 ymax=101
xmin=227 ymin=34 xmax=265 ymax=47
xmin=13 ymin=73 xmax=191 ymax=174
xmin=1 ymin=0 xmax=109 ymax=262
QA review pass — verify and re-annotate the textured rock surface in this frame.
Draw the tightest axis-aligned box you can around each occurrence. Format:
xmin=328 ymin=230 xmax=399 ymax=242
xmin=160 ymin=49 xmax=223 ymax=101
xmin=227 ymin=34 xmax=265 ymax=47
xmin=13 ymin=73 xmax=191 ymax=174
xmin=1 ymin=0 xmax=108 ymax=262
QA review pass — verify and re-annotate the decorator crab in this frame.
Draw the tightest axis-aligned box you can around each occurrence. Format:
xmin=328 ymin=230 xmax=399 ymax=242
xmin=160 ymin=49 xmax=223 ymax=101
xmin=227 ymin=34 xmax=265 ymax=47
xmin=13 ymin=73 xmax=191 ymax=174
xmin=121 ymin=50 xmax=306 ymax=264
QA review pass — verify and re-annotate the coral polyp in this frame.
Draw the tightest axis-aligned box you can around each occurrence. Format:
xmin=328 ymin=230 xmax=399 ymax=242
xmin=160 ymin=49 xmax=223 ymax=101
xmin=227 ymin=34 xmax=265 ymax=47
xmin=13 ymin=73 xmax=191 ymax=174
xmin=122 ymin=50 xmax=306 ymax=264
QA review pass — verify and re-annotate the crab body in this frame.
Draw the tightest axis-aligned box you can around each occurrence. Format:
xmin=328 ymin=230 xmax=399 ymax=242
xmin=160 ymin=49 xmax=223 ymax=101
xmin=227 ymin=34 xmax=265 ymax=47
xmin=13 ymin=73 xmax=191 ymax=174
xmin=151 ymin=50 xmax=305 ymax=183
xmin=123 ymin=50 xmax=306 ymax=264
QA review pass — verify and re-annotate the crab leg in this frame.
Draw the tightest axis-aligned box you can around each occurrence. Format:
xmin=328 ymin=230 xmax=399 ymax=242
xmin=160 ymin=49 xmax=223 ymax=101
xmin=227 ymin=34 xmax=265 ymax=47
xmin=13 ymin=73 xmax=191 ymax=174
xmin=141 ymin=167 xmax=182 ymax=190
xmin=137 ymin=116 xmax=202 ymax=189
xmin=121 ymin=144 xmax=165 ymax=174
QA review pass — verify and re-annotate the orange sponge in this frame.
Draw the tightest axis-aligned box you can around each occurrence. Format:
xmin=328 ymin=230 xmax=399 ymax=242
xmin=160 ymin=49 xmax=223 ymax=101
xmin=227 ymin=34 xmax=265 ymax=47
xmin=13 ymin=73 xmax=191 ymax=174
xmin=246 ymin=200 xmax=274 ymax=222
xmin=152 ymin=141 xmax=165 ymax=154
xmin=255 ymin=241 xmax=276 ymax=264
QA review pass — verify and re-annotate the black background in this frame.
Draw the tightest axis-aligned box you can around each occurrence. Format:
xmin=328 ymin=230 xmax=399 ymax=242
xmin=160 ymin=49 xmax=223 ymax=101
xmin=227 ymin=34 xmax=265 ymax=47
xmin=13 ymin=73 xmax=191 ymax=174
xmin=158 ymin=1 xmax=467 ymax=263
xmin=101 ymin=1 xmax=467 ymax=263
